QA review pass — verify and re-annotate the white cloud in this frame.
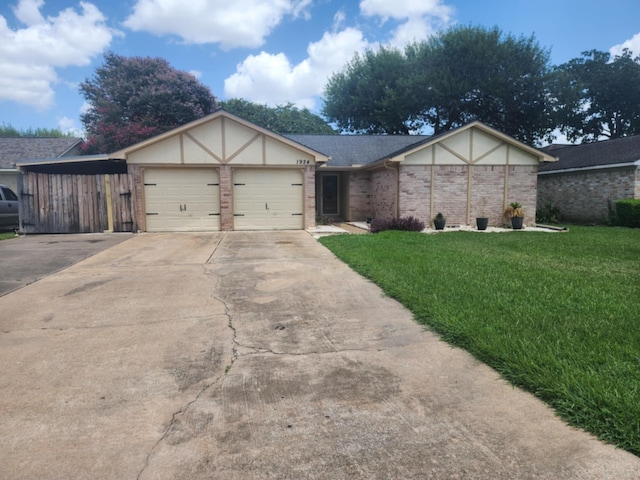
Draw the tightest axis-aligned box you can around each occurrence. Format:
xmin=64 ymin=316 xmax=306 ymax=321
xmin=124 ymin=0 xmax=312 ymax=49
xmin=0 ymin=0 xmax=115 ymax=110
xmin=360 ymin=0 xmax=452 ymax=46
xmin=610 ymin=32 xmax=640 ymax=57
xmin=224 ymin=28 xmax=375 ymax=110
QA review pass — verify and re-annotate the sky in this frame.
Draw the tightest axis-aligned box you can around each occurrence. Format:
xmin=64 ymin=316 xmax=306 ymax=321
xmin=1 ymin=0 xmax=639 ymax=136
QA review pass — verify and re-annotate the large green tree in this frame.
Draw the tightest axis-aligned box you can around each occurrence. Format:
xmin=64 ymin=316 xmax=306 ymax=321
xmin=80 ymin=52 xmax=218 ymax=153
xmin=323 ymin=26 xmax=554 ymax=144
xmin=322 ymin=47 xmax=415 ymax=134
xmin=221 ymin=99 xmax=336 ymax=134
xmin=551 ymin=49 xmax=640 ymax=142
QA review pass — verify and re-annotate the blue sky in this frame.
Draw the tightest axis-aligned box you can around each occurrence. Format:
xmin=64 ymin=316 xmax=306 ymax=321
xmin=1 ymin=0 xmax=639 ymax=136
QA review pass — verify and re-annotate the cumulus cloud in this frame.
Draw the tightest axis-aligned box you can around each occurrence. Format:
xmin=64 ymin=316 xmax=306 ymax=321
xmin=124 ymin=0 xmax=312 ymax=49
xmin=610 ymin=32 xmax=640 ymax=57
xmin=224 ymin=28 xmax=375 ymax=109
xmin=0 ymin=0 xmax=115 ymax=110
xmin=360 ymin=0 xmax=452 ymax=45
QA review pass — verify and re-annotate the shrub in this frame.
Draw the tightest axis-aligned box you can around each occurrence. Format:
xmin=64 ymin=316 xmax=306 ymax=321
xmin=615 ymin=199 xmax=640 ymax=228
xmin=536 ymin=201 xmax=561 ymax=224
xmin=370 ymin=216 xmax=425 ymax=233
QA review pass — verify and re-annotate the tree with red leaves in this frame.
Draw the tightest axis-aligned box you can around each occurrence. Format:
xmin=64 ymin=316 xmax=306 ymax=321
xmin=80 ymin=52 xmax=218 ymax=153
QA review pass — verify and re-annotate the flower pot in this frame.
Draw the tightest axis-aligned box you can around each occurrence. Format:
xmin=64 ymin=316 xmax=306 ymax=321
xmin=511 ymin=217 xmax=524 ymax=229
xmin=433 ymin=219 xmax=446 ymax=230
xmin=476 ymin=217 xmax=489 ymax=230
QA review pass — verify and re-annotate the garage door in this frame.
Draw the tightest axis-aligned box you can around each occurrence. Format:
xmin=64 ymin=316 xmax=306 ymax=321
xmin=233 ymin=169 xmax=303 ymax=230
xmin=144 ymin=168 xmax=220 ymax=232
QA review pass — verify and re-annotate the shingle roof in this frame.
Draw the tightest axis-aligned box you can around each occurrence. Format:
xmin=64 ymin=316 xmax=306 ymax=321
xmin=284 ymin=134 xmax=431 ymax=167
xmin=539 ymin=135 xmax=640 ymax=172
xmin=0 ymin=137 xmax=83 ymax=169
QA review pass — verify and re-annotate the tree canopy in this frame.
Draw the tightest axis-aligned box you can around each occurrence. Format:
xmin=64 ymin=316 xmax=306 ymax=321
xmin=551 ymin=49 xmax=640 ymax=142
xmin=221 ymin=99 xmax=336 ymax=135
xmin=80 ymin=52 xmax=218 ymax=153
xmin=323 ymin=25 xmax=554 ymax=144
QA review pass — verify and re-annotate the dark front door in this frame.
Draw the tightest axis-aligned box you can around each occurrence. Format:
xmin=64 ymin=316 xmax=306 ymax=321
xmin=321 ymin=174 xmax=339 ymax=215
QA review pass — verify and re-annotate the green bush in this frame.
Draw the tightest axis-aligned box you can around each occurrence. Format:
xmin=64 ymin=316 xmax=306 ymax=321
xmin=615 ymin=199 xmax=640 ymax=227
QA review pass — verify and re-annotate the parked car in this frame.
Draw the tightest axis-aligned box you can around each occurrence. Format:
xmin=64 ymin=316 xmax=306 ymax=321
xmin=0 ymin=184 xmax=19 ymax=228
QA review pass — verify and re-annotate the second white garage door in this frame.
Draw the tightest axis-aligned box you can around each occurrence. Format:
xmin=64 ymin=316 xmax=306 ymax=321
xmin=233 ymin=169 xmax=304 ymax=230
xmin=144 ymin=168 xmax=220 ymax=232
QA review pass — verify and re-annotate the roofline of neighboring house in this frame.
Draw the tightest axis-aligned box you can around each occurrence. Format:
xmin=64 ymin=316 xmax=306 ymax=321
xmin=56 ymin=138 xmax=84 ymax=157
xmin=538 ymin=159 xmax=640 ymax=175
xmin=110 ymin=109 xmax=330 ymax=164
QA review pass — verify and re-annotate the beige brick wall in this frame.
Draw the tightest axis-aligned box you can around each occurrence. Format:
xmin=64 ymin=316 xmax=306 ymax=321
xmin=304 ymin=165 xmax=316 ymax=229
xmin=470 ymin=165 xmax=506 ymax=224
xmin=398 ymin=165 xmax=431 ymax=221
xmin=537 ymin=167 xmax=638 ymax=223
xmin=507 ymin=165 xmax=538 ymax=225
xmin=371 ymin=167 xmax=397 ymax=220
xmin=433 ymin=165 xmax=469 ymax=225
xmin=219 ymin=165 xmax=233 ymax=230
xmin=348 ymin=171 xmax=372 ymax=221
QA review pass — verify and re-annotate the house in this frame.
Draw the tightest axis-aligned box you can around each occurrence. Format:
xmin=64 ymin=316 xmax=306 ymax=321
xmin=0 ymin=137 xmax=83 ymax=192
xmin=16 ymin=110 xmax=556 ymax=233
xmin=538 ymin=136 xmax=640 ymax=223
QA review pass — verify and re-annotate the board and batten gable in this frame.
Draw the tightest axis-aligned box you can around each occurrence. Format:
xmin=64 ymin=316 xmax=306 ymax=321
xmin=386 ymin=123 xmax=550 ymax=226
xmin=117 ymin=111 xmax=326 ymax=231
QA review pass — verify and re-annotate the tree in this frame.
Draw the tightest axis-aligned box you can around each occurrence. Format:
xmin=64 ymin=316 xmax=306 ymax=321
xmin=322 ymin=47 xmax=415 ymax=134
xmin=551 ymin=49 xmax=640 ymax=142
xmin=0 ymin=124 xmax=73 ymax=137
xmin=80 ymin=52 xmax=218 ymax=153
xmin=221 ymin=99 xmax=336 ymax=134
xmin=322 ymin=26 xmax=554 ymax=144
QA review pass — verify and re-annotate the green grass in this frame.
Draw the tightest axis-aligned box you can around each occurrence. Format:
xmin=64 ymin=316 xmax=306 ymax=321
xmin=319 ymin=226 xmax=640 ymax=456
xmin=0 ymin=231 xmax=17 ymax=241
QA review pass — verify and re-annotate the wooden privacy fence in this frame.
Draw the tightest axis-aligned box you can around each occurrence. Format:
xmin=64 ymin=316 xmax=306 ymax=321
xmin=19 ymin=172 xmax=137 ymax=233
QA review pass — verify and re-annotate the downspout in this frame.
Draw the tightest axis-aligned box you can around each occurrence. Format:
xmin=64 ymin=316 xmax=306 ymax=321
xmin=384 ymin=160 xmax=399 ymax=218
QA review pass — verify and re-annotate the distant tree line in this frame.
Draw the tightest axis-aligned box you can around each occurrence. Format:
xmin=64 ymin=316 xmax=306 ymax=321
xmin=0 ymin=124 xmax=74 ymax=137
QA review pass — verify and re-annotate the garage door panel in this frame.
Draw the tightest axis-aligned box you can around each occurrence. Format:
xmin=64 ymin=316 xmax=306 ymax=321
xmin=233 ymin=169 xmax=303 ymax=230
xmin=144 ymin=169 xmax=220 ymax=232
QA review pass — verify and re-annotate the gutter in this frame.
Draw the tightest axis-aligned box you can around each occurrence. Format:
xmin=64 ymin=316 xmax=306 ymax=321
xmin=538 ymin=159 xmax=640 ymax=175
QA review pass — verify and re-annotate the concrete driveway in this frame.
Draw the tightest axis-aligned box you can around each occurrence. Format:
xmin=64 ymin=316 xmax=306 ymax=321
xmin=0 ymin=232 xmax=638 ymax=479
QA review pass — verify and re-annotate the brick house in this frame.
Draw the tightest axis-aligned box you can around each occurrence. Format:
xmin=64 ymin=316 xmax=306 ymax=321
xmin=538 ymin=136 xmax=640 ymax=223
xmin=16 ymin=111 xmax=556 ymax=233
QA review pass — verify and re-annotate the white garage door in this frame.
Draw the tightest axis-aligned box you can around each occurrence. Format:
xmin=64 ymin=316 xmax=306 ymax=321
xmin=233 ymin=169 xmax=304 ymax=230
xmin=144 ymin=168 xmax=220 ymax=232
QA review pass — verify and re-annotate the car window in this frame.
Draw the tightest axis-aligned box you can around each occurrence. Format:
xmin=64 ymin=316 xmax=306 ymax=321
xmin=1 ymin=186 xmax=18 ymax=201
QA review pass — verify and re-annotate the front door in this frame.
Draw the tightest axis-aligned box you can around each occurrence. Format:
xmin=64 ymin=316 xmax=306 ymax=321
xmin=321 ymin=174 xmax=339 ymax=215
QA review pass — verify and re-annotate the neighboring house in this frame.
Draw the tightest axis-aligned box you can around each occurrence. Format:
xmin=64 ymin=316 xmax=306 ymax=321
xmin=0 ymin=137 xmax=83 ymax=192
xmin=16 ymin=110 xmax=556 ymax=234
xmin=538 ymin=136 xmax=640 ymax=223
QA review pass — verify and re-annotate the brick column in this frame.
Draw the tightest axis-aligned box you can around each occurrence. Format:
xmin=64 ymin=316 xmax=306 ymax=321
xmin=219 ymin=164 xmax=233 ymax=231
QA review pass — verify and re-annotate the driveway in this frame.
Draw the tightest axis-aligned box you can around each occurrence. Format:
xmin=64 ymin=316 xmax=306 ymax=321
xmin=0 ymin=233 xmax=130 ymax=296
xmin=0 ymin=232 xmax=638 ymax=479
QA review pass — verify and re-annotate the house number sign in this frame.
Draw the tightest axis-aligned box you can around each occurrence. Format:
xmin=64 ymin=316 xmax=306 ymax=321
xmin=296 ymin=159 xmax=311 ymax=164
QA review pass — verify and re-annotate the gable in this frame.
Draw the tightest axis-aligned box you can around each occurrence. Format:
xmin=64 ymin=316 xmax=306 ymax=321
xmin=122 ymin=111 xmax=327 ymax=166
xmin=401 ymin=125 xmax=542 ymax=166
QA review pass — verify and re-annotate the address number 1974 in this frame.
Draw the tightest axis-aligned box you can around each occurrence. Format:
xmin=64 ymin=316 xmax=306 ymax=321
xmin=296 ymin=159 xmax=311 ymax=165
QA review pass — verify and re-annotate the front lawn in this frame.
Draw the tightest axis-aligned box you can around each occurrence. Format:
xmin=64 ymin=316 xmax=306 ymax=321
xmin=319 ymin=226 xmax=640 ymax=456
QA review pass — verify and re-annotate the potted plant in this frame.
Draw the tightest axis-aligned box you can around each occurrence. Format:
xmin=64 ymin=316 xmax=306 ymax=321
xmin=433 ymin=212 xmax=446 ymax=230
xmin=476 ymin=198 xmax=489 ymax=230
xmin=504 ymin=202 xmax=524 ymax=229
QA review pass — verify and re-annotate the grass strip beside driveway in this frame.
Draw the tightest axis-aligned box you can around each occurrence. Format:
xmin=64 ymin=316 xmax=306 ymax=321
xmin=320 ymin=226 xmax=640 ymax=456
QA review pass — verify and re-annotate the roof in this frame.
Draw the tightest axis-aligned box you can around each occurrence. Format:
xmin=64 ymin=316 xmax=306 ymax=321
xmin=0 ymin=137 xmax=83 ymax=169
xmin=539 ymin=135 xmax=640 ymax=173
xmin=284 ymin=134 xmax=431 ymax=167
xmin=287 ymin=121 xmax=557 ymax=168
